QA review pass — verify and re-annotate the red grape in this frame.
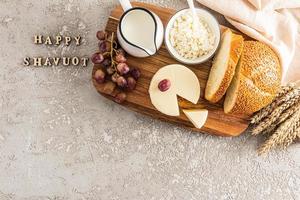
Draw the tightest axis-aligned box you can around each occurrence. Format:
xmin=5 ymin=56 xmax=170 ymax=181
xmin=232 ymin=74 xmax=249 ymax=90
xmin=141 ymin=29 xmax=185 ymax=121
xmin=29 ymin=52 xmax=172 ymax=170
xmin=116 ymin=76 xmax=127 ymax=87
xmin=130 ymin=68 xmax=141 ymax=80
xmin=91 ymin=53 xmax=104 ymax=64
xmin=115 ymin=54 xmax=127 ymax=63
xmin=94 ymin=69 xmax=106 ymax=84
xmin=98 ymin=41 xmax=106 ymax=53
xmin=116 ymin=48 xmax=125 ymax=56
xmin=96 ymin=31 xmax=107 ymax=40
xmin=106 ymin=66 xmax=115 ymax=75
xmin=127 ymin=77 xmax=136 ymax=90
xmin=114 ymin=92 xmax=127 ymax=103
xmin=117 ymin=63 xmax=130 ymax=75
xmin=158 ymin=79 xmax=171 ymax=92
xmin=103 ymin=81 xmax=116 ymax=95
xmin=111 ymin=72 xmax=119 ymax=83
xmin=102 ymin=59 xmax=111 ymax=67
xmin=99 ymin=41 xmax=111 ymax=53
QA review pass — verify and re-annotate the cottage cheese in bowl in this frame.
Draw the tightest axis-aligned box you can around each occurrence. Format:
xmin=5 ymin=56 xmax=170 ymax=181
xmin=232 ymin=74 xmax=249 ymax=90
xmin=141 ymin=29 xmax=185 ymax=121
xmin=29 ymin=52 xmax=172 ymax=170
xmin=165 ymin=8 xmax=220 ymax=64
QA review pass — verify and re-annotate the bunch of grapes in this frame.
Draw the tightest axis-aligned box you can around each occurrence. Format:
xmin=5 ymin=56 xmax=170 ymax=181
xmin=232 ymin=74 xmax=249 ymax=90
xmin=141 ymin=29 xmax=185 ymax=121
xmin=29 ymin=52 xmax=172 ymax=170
xmin=92 ymin=30 xmax=141 ymax=103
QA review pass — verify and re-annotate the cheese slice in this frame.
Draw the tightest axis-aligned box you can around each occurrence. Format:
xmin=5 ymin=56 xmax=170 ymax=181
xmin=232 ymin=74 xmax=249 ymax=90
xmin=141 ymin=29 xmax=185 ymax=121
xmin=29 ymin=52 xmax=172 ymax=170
xmin=182 ymin=109 xmax=208 ymax=129
xmin=149 ymin=64 xmax=200 ymax=116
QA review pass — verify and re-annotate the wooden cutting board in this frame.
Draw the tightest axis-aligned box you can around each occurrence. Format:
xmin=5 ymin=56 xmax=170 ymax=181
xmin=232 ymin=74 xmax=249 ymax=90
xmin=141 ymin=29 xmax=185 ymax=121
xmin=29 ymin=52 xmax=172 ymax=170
xmin=92 ymin=2 xmax=251 ymax=136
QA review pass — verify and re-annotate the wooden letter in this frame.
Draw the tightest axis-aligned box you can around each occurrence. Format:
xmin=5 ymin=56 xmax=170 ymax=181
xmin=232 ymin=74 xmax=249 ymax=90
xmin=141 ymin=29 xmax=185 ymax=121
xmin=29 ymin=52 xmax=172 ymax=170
xmin=72 ymin=57 xmax=79 ymax=66
xmin=81 ymin=57 xmax=89 ymax=67
xmin=74 ymin=36 xmax=81 ymax=46
xmin=53 ymin=57 xmax=60 ymax=66
xmin=43 ymin=57 xmax=51 ymax=66
xmin=56 ymin=35 xmax=62 ymax=45
xmin=23 ymin=57 xmax=30 ymax=66
xmin=33 ymin=57 xmax=42 ymax=66
xmin=62 ymin=57 xmax=70 ymax=66
xmin=44 ymin=36 xmax=53 ymax=45
xmin=65 ymin=37 xmax=71 ymax=46
xmin=34 ymin=35 xmax=43 ymax=44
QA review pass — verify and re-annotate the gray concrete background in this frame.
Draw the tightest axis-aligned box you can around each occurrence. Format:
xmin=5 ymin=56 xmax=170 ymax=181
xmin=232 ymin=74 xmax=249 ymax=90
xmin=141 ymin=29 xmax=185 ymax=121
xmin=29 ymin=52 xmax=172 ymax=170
xmin=0 ymin=0 xmax=299 ymax=199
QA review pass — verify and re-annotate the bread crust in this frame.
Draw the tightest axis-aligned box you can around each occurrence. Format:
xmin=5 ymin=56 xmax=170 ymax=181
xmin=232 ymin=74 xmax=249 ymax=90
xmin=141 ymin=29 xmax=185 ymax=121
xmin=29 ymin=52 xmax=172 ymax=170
xmin=224 ymin=41 xmax=281 ymax=114
xmin=205 ymin=29 xmax=244 ymax=103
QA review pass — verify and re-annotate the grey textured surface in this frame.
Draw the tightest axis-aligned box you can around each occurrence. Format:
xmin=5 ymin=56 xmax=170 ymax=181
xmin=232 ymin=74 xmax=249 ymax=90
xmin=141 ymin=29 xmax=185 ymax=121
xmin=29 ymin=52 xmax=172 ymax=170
xmin=0 ymin=0 xmax=299 ymax=199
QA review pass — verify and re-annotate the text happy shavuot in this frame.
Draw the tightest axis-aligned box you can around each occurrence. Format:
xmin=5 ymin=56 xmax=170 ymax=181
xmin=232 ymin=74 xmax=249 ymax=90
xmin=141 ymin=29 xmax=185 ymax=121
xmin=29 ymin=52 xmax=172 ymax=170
xmin=23 ymin=35 xmax=89 ymax=67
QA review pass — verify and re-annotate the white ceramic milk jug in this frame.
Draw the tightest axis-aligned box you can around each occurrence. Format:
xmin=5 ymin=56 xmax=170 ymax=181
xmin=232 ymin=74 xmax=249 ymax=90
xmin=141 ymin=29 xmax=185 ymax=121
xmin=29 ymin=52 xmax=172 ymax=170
xmin=117 ymin=0 xmax=164 ymax=57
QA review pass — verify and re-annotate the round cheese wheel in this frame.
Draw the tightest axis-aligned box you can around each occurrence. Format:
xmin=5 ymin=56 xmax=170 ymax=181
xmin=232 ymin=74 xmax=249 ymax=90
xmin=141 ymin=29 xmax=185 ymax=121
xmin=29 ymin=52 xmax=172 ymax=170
xmin=149 ymin=64 xmax=200 ymax=116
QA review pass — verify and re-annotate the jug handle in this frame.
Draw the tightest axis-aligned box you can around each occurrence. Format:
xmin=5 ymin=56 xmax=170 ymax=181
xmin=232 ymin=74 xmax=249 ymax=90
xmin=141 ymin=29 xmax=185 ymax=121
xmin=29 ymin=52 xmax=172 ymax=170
xmin=119 ymin=0 xmax=132 ymax=11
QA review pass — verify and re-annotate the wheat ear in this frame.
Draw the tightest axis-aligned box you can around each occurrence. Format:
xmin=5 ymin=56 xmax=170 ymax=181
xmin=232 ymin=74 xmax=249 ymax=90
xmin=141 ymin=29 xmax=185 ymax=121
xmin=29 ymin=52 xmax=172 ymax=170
xmin=258 ymin=110 xmax=300 ymax=155
xmin=259 ymin=102 xmax=300 ymax=135
xmin=251 ymin=91 xmax=300 ymax=135
xmin=251 ymin=86 xmax=295 ymax=124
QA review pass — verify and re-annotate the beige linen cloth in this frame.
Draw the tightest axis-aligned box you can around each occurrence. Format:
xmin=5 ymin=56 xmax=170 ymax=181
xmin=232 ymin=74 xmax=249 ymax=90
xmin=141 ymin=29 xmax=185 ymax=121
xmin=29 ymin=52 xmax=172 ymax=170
xmin=197 ymin=0 xmax=300 ymax=84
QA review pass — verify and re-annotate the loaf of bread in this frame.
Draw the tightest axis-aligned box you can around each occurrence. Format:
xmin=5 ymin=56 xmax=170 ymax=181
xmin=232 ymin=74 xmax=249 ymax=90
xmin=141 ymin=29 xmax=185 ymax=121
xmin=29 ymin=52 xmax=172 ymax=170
xmin=205 ymin=29 xmax=244 ymax=103
xmin=224 ymin=41 xmax=281 ymax=114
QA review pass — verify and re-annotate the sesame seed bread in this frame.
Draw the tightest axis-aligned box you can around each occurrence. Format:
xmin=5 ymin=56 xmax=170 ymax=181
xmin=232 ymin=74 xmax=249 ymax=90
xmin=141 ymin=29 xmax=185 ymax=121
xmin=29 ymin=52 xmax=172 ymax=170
xmin=205 ymin=29 xmax=244 ymax=103
xmin=224 ymin=41 xmax=281 ymax=114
